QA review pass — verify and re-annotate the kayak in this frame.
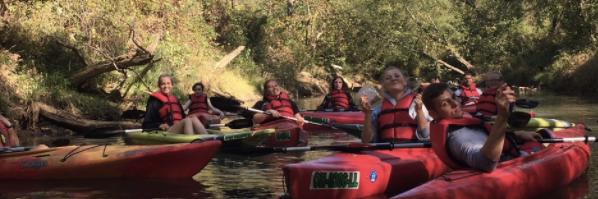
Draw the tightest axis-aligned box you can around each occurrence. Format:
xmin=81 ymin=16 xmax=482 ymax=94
xmin=250 ymin=119 xmax=309 ymax=147
xmin=0 ymin=141 xmax=222 ymax=179
xmin=302 ymin=111 xmax=364 ymax=131
xmin=125 ymin=128 xmax=276 ymax=147
xmin=282 ymin=147 xmax=449 ymax=198
xmin=333 ymin=117 xmax=577 ymax=139
xmin=391 ymin=124 xmax=590 ymax=199
xmin=187 ymin=112 xmax=221 ymax=128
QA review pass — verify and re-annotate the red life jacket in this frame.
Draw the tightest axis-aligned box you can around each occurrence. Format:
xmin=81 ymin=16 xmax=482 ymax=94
xmin=0 ymin=122 xmax=12 ymax=148
xmin=151 ymin=92 xmax=184 ymax=126
xmin=376 ymin=93 xmax=419 ymax=141
xmin=430 ymin=116 xmax=519 ymax=170
xmin=476 ymin=88 xmax=498 ymax=116
xmin=459 ymin=83 xmax=480 ymax=105
xmin=265 ymin=92 xmax=296 ymax=118
xmin=326 ymin=90 xmax=350 ymax=109
xmin=188 ymin=94 xmax=210 ymax=115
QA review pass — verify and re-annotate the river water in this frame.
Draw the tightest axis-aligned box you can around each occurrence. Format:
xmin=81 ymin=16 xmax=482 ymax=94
xmin=1 ymin=91 xmax=596 ymax=198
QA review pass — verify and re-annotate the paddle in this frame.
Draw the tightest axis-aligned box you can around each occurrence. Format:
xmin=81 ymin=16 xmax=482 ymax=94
xmin=0 ymin=138 xmax=71 ymax=153
xmin=210 ymin=97 xmax=339 ymax=129
xmin=299 ymin=109 xmax=362 ymax=112
xmin=475 ymin=111 xmax=532 ymax=128
xmin=515 ymin=99 xmax=539 ymax=109
xmin=222 ymin=142 xmax=432 ymax=155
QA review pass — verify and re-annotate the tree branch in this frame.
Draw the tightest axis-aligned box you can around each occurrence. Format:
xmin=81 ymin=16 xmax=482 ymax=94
xmin=55 ymin=39 xmax=89 ymax=66
xmin=420 ymin=51 xmax=465 ymax=75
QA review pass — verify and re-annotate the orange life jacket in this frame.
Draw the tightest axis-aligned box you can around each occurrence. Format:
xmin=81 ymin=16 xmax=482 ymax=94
xmin=188 ymin=94 xmax=210 ymax=115
xmin=459 ymin=83 xmax=480 ymax=105
xmin=0 ymin=122 xmax=12 ymax=148
xmin=151 ymin=92 xmax=184 ymax=126
xmin=476 ymin=88 xmax=498 ymax=116
xmin=430 ymin=116 xmax=519 ymax=170
xmin=326 ymin=90 xmax=350 ymax=109
xmin=376 ymin=93 xmax=419 ymax=142
xmin=265 ymin=92 xmax=296 ymax=118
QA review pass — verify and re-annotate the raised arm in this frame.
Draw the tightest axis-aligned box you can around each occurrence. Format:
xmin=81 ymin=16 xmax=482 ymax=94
xmin=481 ymin=84 xmax=515 ymax=162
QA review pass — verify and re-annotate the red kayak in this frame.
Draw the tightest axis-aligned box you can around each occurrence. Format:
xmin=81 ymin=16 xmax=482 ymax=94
xmin=187 ymin=111 xmax=221 ymax=127
xmin=250 ymin=119 xmax=309 ymax=147
xmin=302 ymin=111 xmax=364 ymax=131
xmin=282 ymin=147 xmax=449 ymax=198
xmin=391 ymin=124 xmax=590 ymax=199
xmin=0 ymin=141 xmax=221 ymax=179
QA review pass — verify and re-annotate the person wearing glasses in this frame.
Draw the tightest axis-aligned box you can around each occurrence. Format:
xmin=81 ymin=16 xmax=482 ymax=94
xmin=455 ymin=73 xmax=482 ymax=106
xmin=475 ymin=72 xmax=513 ymax=116
xmin=183 ymin=82 xmax=225 ymax=119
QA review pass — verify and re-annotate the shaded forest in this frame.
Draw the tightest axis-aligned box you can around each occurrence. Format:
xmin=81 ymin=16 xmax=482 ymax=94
xmin=1 ymin=0 xmax=597 ymax=131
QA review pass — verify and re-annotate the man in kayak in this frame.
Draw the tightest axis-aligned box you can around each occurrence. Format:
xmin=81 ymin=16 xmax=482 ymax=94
xmin=454 ymin=73 xmax=482 ymax=106
xmin=475 ymin=72 xmax=513 ymax=116
xmin=422 ymin=83 xmax=543 ymax=172
xmin=360 ymin=67 xmax=433 ymax=143
xmin=252 ymin=80 xmax=305 ymax=124
xmin=316 ymin=76 xmax=359 ymax=112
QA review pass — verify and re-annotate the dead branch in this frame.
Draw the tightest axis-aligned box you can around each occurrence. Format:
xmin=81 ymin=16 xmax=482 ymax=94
xmin=36 ymin=102 xmax=141 ymax=133
xmin=420 ymin=51 xmax=465 ymax=75
xmin=55 ymin=39 xmax=89 ymax=66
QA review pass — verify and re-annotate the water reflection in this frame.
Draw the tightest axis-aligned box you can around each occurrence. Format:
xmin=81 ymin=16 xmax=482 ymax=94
xmin=7 ymin=91 xmax=596 ymax=198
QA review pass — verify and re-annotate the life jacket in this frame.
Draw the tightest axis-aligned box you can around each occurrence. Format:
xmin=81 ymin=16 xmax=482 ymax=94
xmin=151 ymin=92 xmax=184 ymax=126
xmin=376 ymin=93 xmax=419 ymax=142
xmin=476 ymin=88 xmax=498 ymax=116
xmin=188 ymin=94 xmax=210 ymax=115
xmin=326 ymin=90 xmax=350 ymax=109
xmin=265 ymin=92 xmax=296 ymax=119
xmin=459 ymin=83 xmax=480 ymax=105
xmin=0 ymin=122 xmax=11 ymax=148
xmin=430 ymin=116 xmax=520 ymax=170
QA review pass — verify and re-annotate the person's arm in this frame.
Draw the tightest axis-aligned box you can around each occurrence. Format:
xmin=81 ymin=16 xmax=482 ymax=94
xmin=318 ymin=94 xmax=332 ymax=110
xmin=252 ymin=101 xmax=275 ymax=124
xmin=360 ymin=95 xmax=375 ymax=143
xmin=448 ymin=128 xmax=499 ymax=172
xmin=481 ymin=84 xmax=515 ymax=162
xmin=207 ymin=98 xmax=225 ymax=119
xmin=142 ymin=98 xmax=165 ymax=130
xmin=182 ymin=100 xmax=192 ymax=112
xmin=0 ymin=114 xmax=13 ymax=149
xmin=346 ymin=93 xmax=360 ymax=110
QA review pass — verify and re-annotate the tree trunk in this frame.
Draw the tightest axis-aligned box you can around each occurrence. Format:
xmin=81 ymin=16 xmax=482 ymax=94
xmin=36 ymin=102 xmax=141 ymax=133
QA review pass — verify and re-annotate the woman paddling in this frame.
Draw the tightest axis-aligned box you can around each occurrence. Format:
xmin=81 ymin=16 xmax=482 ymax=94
xmin=252 ymin=80 xmax=305 ymax=124
xmin=0 ymin=113 xmax=48 ymax=151
xmin=316 ymin=77 xmax=359 ymax=112
xmin=360 ymin=67 xmax=433 ymax=143
xmin=142 ymin=74 xmax=208 ymax=135
xmin=183 ymin=82 xmax=225 ymax=119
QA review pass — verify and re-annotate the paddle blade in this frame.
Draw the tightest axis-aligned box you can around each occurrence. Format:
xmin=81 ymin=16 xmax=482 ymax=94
xmin=48 ymin=138 xmax=70 ymax=147
xmin=210 ymin=97 xmax=244 ymax=112
xmin=508 ymin=111 xmax=532 ymax=128
xmin=515 ymin=99 xmax=539 ymax=109
xmin=226 ymin=119 xmax=255 ymax=129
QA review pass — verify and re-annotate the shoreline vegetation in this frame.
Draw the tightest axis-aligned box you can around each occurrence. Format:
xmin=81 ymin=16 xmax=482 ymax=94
xmin=1 ymin=0 xmax=597 ymax=135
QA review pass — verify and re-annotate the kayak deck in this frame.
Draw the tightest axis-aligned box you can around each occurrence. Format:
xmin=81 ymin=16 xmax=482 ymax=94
xmin=251 ymin=119 xmax=309 ymax=147
xmin=0 ymin=141 xmax=222 ymax=179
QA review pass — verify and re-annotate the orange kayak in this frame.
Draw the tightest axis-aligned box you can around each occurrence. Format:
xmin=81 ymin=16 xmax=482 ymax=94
xmin=392 ymin=124 xmax=590 ymax=199
xmin=0 ymin=141 xmax=221 ymax=179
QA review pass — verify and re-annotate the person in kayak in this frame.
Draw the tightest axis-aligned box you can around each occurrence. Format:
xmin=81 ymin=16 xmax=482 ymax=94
xmin=183 ymin=82 xmax=225 ymax=119
xmin=475 ymin=72 xmax=513 ymax=116
xmin=0 ymin=113 xmax=48 ymax=151
xmin=142 ymin=74 xmax=208 ymax=135
xmin=455 ymin=73 xmax=482 ymax=106
xmin=446 ymin=77 xmax=459 ymax=89
xmin=316 ymin=76 xmax=359 ymax=112
xmin=422 ymin=83 xmax=544 ymax=172
xmin=359 ymin=67 xmax=433 ymax=143
xmin=252 ymin=80 xmax=305 ymax=124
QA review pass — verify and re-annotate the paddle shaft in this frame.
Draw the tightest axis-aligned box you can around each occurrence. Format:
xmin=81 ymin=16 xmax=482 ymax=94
xmin=254 ymin=142 xmax=432 ymax=153
xmin=246 ymin=107 xmax=337 ymax=128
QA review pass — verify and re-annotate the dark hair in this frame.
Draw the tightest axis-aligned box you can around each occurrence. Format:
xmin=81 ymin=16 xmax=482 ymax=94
xmin=192 ymin=82 xmax=205 ymax=91
xmin=422 ymin=83 xmax=451 ymax=112
xmin=262 ymin=79 xmax=279 ymax=101
xmin=158 ymin=74 xmax=173 ymax=87
xmin=329 ymin=76 xmax=350 ymax=94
